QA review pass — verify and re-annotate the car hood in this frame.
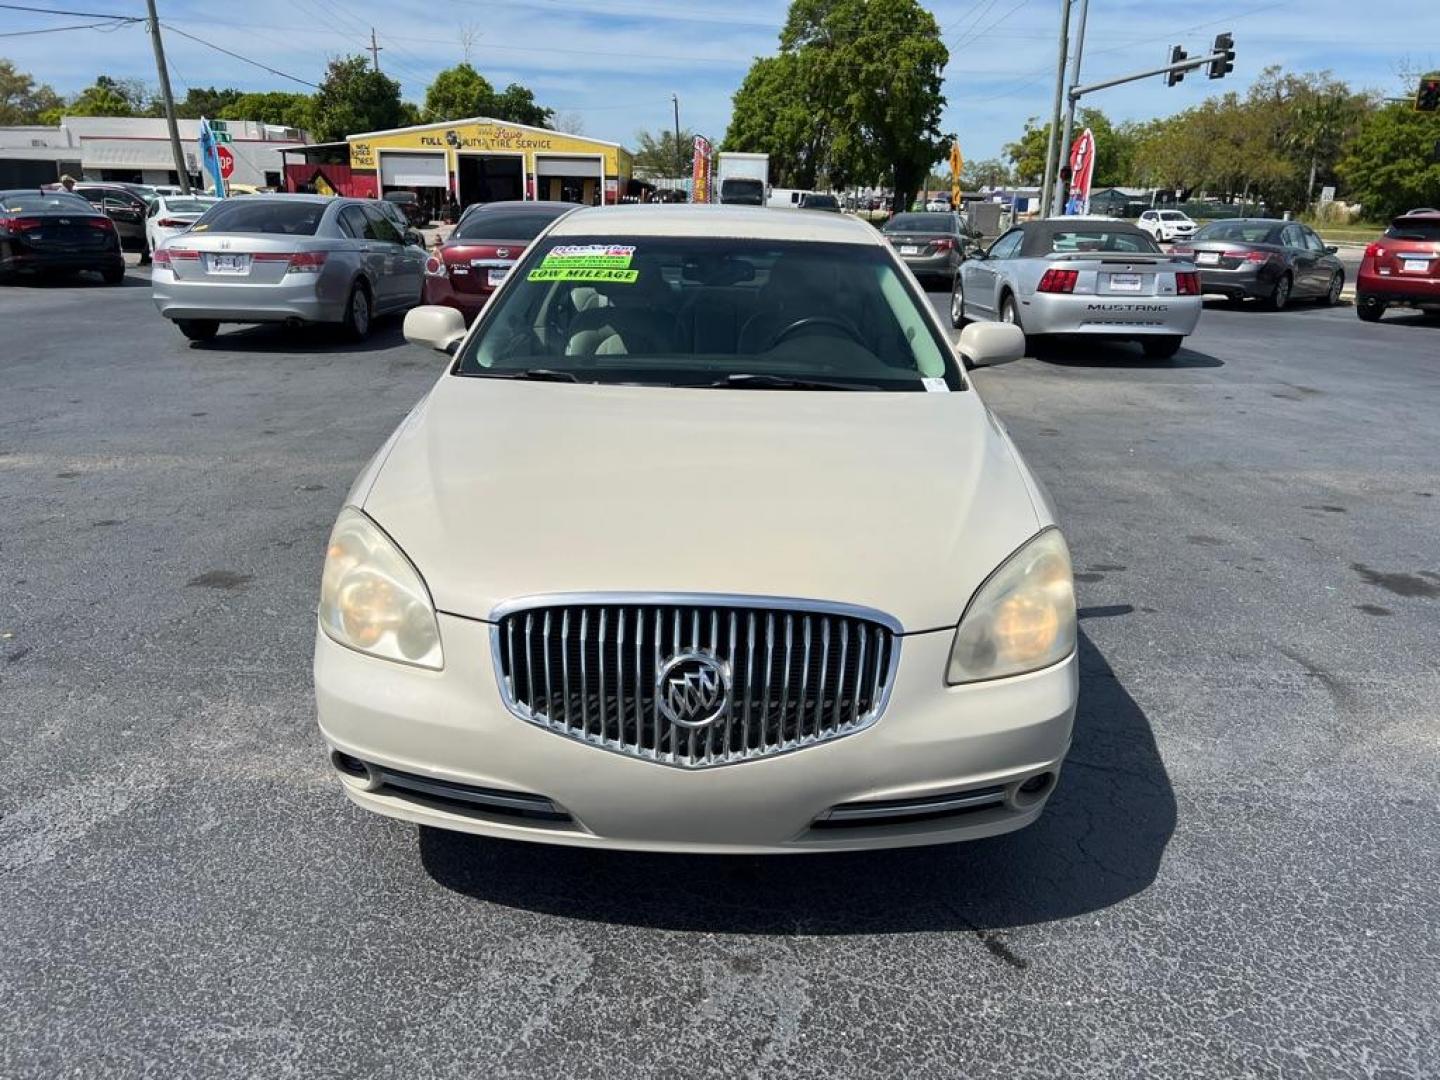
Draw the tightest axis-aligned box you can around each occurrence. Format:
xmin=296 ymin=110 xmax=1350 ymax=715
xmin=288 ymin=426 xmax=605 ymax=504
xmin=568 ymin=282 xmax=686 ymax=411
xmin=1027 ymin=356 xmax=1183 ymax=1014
xmin=360 ymin=377 xmax=1046 ymax=632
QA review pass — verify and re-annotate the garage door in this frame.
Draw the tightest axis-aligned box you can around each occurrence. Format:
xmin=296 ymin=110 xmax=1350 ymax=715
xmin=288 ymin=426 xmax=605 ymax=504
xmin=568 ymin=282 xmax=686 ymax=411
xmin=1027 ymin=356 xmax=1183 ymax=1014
xmin=534 ymin=156 xmax=600 ymax=178
xmin=379 ymin=152 xmax=448 ymax=188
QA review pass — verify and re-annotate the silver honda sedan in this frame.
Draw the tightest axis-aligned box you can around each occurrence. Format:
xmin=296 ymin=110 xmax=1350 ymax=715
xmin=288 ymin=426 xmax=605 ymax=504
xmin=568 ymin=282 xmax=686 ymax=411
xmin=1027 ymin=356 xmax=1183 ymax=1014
xmin=151 ymin=194 xmax=425 ymax=343
xmin=950 ymin=218 xmax=1203 ymax=359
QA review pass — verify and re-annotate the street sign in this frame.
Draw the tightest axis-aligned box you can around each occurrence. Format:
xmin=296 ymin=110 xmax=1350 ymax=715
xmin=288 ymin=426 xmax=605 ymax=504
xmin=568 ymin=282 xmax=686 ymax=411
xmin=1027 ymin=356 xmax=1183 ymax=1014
xmin=1319 ymin=186 xmax=1336 ymax=205
xmin=217 ymin=145 xmax=235 ymax=179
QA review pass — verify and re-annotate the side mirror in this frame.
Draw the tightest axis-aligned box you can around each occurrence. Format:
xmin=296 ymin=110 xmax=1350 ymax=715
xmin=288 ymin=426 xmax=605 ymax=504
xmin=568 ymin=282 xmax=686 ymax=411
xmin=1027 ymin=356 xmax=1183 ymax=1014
xmin=1324 ymin=245 xmax=1338 ymax=254
xmin=404 ymin=305 xmax=467 ymax=354
xmin=405 ymin=229 xmax=424 ymax=247
xmin=958 ymin=322 xmax=1024 ymax=368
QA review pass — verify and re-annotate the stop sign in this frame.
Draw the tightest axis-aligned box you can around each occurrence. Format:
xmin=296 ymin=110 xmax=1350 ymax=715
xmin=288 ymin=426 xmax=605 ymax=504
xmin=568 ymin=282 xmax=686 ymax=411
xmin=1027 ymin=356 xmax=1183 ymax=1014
xmin=217 ymin=145 xmax=235 ymax=179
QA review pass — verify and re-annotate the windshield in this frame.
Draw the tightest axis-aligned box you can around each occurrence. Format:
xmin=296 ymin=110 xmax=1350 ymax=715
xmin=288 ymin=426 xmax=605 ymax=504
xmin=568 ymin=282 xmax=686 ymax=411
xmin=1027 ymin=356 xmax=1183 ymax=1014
xmin=802 ymin=194 xmax=839 ymax=209
xmin=720 ymin=179 xmax=765 ymax=205
xmin=887 ymin=213 xmax=952 ymax=232
xmin=2 ymin=191 xmax=95 ymax=213
xmin=192 ymin=199 xmax=324 ymax=235
xmin=457 ymin=236 xmax=957 ymax=391
xmin=455 ymin=210 xmax=565 ymax=241
xmin=1159 ymin=211 xmax=1188 ymax=221
xmin=1045 ymin=228 xmax=1159 ymax=254
xmin=163 ymin=198 xmax=217 ymax=215
xmin=1385 ymin=219 xmax=1440 ymax=241
xmin=1193 ymin=220 xmax=1281 ymax=244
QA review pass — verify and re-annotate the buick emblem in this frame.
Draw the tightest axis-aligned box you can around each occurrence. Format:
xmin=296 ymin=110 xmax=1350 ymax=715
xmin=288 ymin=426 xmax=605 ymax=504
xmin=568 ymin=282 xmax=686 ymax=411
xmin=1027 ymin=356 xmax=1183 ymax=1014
xmin=655 ymin=651 xmax=730 ymax=729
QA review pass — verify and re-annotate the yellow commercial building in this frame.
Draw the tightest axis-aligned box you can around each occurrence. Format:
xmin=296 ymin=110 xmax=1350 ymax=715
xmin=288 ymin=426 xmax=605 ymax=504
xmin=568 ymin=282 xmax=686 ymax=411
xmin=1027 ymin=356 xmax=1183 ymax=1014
xmin=345 ymin=117 xmax=633 ymax=216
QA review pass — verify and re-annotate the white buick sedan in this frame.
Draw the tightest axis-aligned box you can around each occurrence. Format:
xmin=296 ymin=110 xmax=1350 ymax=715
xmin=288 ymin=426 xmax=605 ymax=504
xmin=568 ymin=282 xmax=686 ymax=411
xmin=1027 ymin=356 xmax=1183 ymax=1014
xmin=314 ymin=205 xmax=1078 ymax=853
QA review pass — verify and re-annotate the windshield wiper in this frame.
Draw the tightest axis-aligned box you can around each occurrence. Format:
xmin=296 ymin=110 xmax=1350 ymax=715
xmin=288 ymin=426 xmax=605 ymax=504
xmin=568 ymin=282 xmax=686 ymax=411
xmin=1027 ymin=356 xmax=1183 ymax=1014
xmin=710 ymin=373 xmax=873 ymax=391
xmin=475 ymin=368 xmax=581 ymax=383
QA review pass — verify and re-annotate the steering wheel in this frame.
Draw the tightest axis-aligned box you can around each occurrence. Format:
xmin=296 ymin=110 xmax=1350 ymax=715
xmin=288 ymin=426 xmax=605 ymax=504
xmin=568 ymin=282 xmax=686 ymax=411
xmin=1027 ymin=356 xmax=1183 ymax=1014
xmin=764 ymin=315 xmax=867 ymax=351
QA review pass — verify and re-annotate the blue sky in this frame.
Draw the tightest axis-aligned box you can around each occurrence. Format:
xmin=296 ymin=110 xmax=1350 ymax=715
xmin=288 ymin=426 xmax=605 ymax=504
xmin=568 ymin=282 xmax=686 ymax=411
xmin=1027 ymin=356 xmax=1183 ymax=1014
xmin=2 ymin=0 xmax=1435 ymax=162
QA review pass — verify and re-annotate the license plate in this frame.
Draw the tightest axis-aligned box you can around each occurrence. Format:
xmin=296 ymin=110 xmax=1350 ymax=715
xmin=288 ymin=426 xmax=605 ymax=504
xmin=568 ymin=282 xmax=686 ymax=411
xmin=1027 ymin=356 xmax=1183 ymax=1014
xmin=1196 ymin=251 xmax=1219 ymax=266
xmin=488 ymin=266 xmax=510 ymax=287
xmin=1401 ymin=257 xmax=1430 ymax=274
xmin=1110 ymin=273 xmax=1142 ymax=292
xmin=208 ymin=253 xmax=249 ymax=274
xmin=900 ymin=245 xmax=920 ymax=255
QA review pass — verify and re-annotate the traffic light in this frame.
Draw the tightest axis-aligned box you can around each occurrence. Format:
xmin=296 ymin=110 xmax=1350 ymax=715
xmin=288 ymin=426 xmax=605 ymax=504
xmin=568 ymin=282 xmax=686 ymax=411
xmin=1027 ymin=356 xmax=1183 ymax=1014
xmin=1209 ymin=33 xmax=1235 ymax=79
xmin=1416 ymin=73 xmax=1440 ymax=112
xmin=1166 ymin=45 xmax=1187 ymax=87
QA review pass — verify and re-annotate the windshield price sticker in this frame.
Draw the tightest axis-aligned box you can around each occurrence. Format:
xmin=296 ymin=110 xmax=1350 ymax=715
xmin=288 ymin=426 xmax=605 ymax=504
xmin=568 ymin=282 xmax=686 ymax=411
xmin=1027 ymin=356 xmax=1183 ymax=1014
xmin=528 ymin=266 xmax=639 ymax=283
xmin=541 ymin=244 xmax=636 ymax=269
xmin=922 ymin=377 xmax=949 ymax=392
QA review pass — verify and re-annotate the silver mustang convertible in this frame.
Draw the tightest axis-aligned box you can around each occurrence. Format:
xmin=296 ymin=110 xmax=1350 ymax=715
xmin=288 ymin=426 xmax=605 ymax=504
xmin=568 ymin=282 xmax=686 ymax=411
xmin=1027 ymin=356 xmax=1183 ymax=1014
xmin=315 ymin=205 xmax=1078 ymax=854
xmin=950 ymin=217 xmax=1203 ymax=359
xmin=151 ymin=194 xmax=425 ymax=343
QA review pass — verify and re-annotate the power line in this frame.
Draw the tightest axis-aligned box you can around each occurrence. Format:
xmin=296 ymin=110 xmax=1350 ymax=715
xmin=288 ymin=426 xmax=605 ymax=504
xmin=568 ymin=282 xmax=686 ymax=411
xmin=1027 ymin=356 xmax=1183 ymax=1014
xmin=952 ymin=0 xmax=1033 ymax=52
xmin=0 ymin=18 xmax=116 ymax=36
xmin=0 ymin=1 xmax=135 ymax=17
xmin=159 ymin=23 xmax=321 ymax=88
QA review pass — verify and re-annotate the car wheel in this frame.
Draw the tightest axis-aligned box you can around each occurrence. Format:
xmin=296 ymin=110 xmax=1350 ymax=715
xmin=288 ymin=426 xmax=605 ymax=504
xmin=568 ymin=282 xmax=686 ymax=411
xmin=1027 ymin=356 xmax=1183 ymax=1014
xmin=341 ymin=281 xmax=373 ymax=341
xmin=1324 ymin=272 xmax=1343 ymax=306
xmin=1000 ymin=292 xmax=1023 ymax=329
xmin=1356 ymin=297 xmax=1385 ymax=323
xmin=1264 ymin=273 xmax=1292 ymax=312
xmin=100 ymin=265 xmax=125 ymax=286
xmin=949 ymin=280 xmax=968 ymax=329
xmin=1141 ymin=335 xmax=1183 ymax=359
xmin=175 ymin=319 xmax=218 ymax=342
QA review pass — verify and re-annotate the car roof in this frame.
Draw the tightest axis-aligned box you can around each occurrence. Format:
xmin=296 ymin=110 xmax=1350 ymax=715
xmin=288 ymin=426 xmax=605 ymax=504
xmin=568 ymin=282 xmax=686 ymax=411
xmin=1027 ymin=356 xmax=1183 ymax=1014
xmin=223 ymin=193 xmax=335 ymax=205
xmin=466 ymin=200 xmax=575 ymax=213
xmin=547 ymin=204 xmax=882 ymax=244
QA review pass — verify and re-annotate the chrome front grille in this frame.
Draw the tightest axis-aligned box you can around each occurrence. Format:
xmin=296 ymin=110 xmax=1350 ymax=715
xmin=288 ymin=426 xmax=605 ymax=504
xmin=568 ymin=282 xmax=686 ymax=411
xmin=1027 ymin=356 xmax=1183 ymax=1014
xmin=492 ymin=595 xmax=900 ymax=769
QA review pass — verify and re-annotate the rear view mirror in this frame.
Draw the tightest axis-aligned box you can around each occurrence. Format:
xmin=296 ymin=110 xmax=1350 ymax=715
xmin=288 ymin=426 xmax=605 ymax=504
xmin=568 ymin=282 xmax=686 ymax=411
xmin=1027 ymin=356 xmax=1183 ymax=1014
xmin=958 ymin=322 xmax=1024 ymax=368
xmin=1324 ymin=245 xmax=1338 ymax=254
xmin=404 ymin=305 xmax=467 ymax=354
xmin=405 ymin=229 xmax=424 ymax=247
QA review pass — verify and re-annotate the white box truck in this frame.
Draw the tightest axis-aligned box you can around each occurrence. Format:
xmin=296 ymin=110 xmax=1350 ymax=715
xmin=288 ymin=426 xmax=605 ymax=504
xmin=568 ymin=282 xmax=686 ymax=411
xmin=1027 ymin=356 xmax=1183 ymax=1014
xmin=715 ymin=153 xmax=769 ymax=206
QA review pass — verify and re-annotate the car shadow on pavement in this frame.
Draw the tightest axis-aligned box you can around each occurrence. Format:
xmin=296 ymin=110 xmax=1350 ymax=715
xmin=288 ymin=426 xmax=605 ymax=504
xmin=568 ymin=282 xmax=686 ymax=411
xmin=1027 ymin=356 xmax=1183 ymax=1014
xmin=419 ymin=630 xmax=1176 ymax=934
xmin=1 ymin=272 xmax=149 ymax=289
xmin=190 ymin=319 xmax=408 ymax=354
xmin=1033 ymin=339 xmax=1223 ymax=368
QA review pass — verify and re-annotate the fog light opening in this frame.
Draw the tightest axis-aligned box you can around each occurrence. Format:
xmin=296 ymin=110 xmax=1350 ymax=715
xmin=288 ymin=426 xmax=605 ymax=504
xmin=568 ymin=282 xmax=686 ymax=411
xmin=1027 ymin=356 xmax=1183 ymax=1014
xmin=329 ymin=750 xmax=381 ymax=790
xmin=1013 ymin=771 xmax=1056 ymax=806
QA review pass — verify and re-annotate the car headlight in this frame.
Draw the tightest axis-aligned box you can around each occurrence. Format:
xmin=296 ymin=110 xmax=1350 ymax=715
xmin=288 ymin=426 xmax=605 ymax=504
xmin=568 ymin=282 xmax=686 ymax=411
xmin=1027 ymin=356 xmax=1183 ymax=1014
xmin=318 ymin=507 xmax=443 ymax=669
xmin=947 ymin=528 xmax=1075 ymax=684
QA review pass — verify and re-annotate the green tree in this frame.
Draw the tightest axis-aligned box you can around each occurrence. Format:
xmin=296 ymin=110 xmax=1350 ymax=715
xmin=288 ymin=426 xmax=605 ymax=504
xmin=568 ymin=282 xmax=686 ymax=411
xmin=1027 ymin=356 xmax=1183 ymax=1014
xmin=0 ymin=60 xmax=63 ymax=124
xmin=218 ymin=92 xmax=314 ymax=131
xmin=959 ymin=157 xmax=1011 ymax=190
xmin=310 ymin=56 xmax=404 ymax=142
xmin=1004 ymin=108 xmax=1136 ymax=188
xmin=1004 ymin=118 xmax=1048 ymax=184
xmin=632 ymin=127 xmax=697 ymax=178
xmin=726 ymin=0 xmax=947 ymax=206
xmin=1337 ymin=103 xmax=1440 ymax=220
xmin=67 ymin=77 xmax=136 ymax=118
xmin=175 ymin=86 xmax=244 ymax=120
xmin=421 ymin=64 xmax=551 ymax=127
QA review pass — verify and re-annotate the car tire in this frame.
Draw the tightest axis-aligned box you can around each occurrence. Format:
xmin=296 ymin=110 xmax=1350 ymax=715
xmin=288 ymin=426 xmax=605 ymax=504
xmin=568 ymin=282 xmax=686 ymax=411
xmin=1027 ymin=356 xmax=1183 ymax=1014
xmin=1356 ymin=297 xmax=1385 ymax=323
xmin=1141 ymin=335 xmax=1183 ymax=359
xmin=176 ymin=319 xmax=218 ymax=342
xmin=1323 ymin=272 xmax=1343 ymax=306
xmin=100 ymin=265 xmax=125 ymax=286
xmin=340 ymin=281 xmax=373 ymax=341
xmin=999 ymin=292 xmax=1026 ymax=337
xmin=1264 ymin=273 xmax=1292 ymax=312
xmin=949 ymin=279 xmax=968 ymax=329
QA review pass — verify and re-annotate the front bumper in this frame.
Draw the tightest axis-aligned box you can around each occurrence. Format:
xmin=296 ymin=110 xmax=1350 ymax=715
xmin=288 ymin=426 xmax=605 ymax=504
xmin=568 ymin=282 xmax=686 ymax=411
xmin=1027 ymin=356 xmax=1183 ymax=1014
xmin=151 ymin=267 xmax=348 ymax=324
xmin=315 ymin=613 xmax=1077 ymax=853
xmin=1020 ymin=291 xmax=1202 ymax=336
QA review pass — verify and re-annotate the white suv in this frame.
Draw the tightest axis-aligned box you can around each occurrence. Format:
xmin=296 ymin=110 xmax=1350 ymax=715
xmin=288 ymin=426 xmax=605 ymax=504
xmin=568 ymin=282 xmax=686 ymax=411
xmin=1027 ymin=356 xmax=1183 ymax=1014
xmin=1138 ymin=209 xmax=1196 ymax=243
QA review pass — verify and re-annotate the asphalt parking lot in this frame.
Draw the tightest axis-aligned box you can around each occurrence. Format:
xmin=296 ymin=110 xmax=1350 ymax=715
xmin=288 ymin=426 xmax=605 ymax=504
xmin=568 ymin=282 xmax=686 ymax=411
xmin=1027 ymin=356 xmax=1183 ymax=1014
xmin=2 ymin=263 xmax=1436 ymax=1079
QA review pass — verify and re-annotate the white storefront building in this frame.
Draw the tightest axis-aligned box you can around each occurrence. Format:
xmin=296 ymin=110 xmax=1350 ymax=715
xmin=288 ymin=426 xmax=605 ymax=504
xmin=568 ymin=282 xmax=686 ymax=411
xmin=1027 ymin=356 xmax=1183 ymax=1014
xmin=0 ymin=116 xmax=309 ymax=189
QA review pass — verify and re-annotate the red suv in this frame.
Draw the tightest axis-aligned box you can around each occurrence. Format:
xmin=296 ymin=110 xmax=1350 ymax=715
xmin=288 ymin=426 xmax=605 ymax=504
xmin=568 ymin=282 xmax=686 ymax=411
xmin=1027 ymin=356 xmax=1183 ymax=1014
xmin=423 ymin=201 xmax=574 ymax=323
xmin=1356 ymin=210 xmax=1440 ymax=322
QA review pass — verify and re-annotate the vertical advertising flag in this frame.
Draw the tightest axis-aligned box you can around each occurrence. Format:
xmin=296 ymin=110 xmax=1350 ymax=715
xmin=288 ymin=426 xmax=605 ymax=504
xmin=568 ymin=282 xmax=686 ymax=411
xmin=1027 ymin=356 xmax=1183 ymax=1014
xmin=949 ymin=140 xmax=963 ymax=208
xmin=1064 ymin=127 xmax=1095 ymax=216
xmin=198 ymin=116 xmax=227 ymax=198
xmin=691 ymin=135 xmax=713 ymax=204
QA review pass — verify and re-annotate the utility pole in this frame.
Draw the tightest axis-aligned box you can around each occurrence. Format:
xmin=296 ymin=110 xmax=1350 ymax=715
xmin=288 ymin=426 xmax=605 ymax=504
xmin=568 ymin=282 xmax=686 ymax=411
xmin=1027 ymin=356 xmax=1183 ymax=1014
xmin=1039 ymin=0 xmax=1071 ymax=219
xmin=369 ymin=28 xmax=383 ymax=72
xmin=144 ymin=0 xmax=191 ymax=195
xmin=672 ymin=93 xmax=683 ymax=177
xmin=1056 ymin=0 xmax=1090 ymax=215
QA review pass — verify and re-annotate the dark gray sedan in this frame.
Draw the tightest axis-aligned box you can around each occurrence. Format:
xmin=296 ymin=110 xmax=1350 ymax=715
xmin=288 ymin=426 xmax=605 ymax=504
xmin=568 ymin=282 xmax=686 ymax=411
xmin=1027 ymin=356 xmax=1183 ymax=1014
xmin=1175 ymin=218 xmax=1345 ymax=310
xmin=883 ymin=211 xmax=974 ymax=287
